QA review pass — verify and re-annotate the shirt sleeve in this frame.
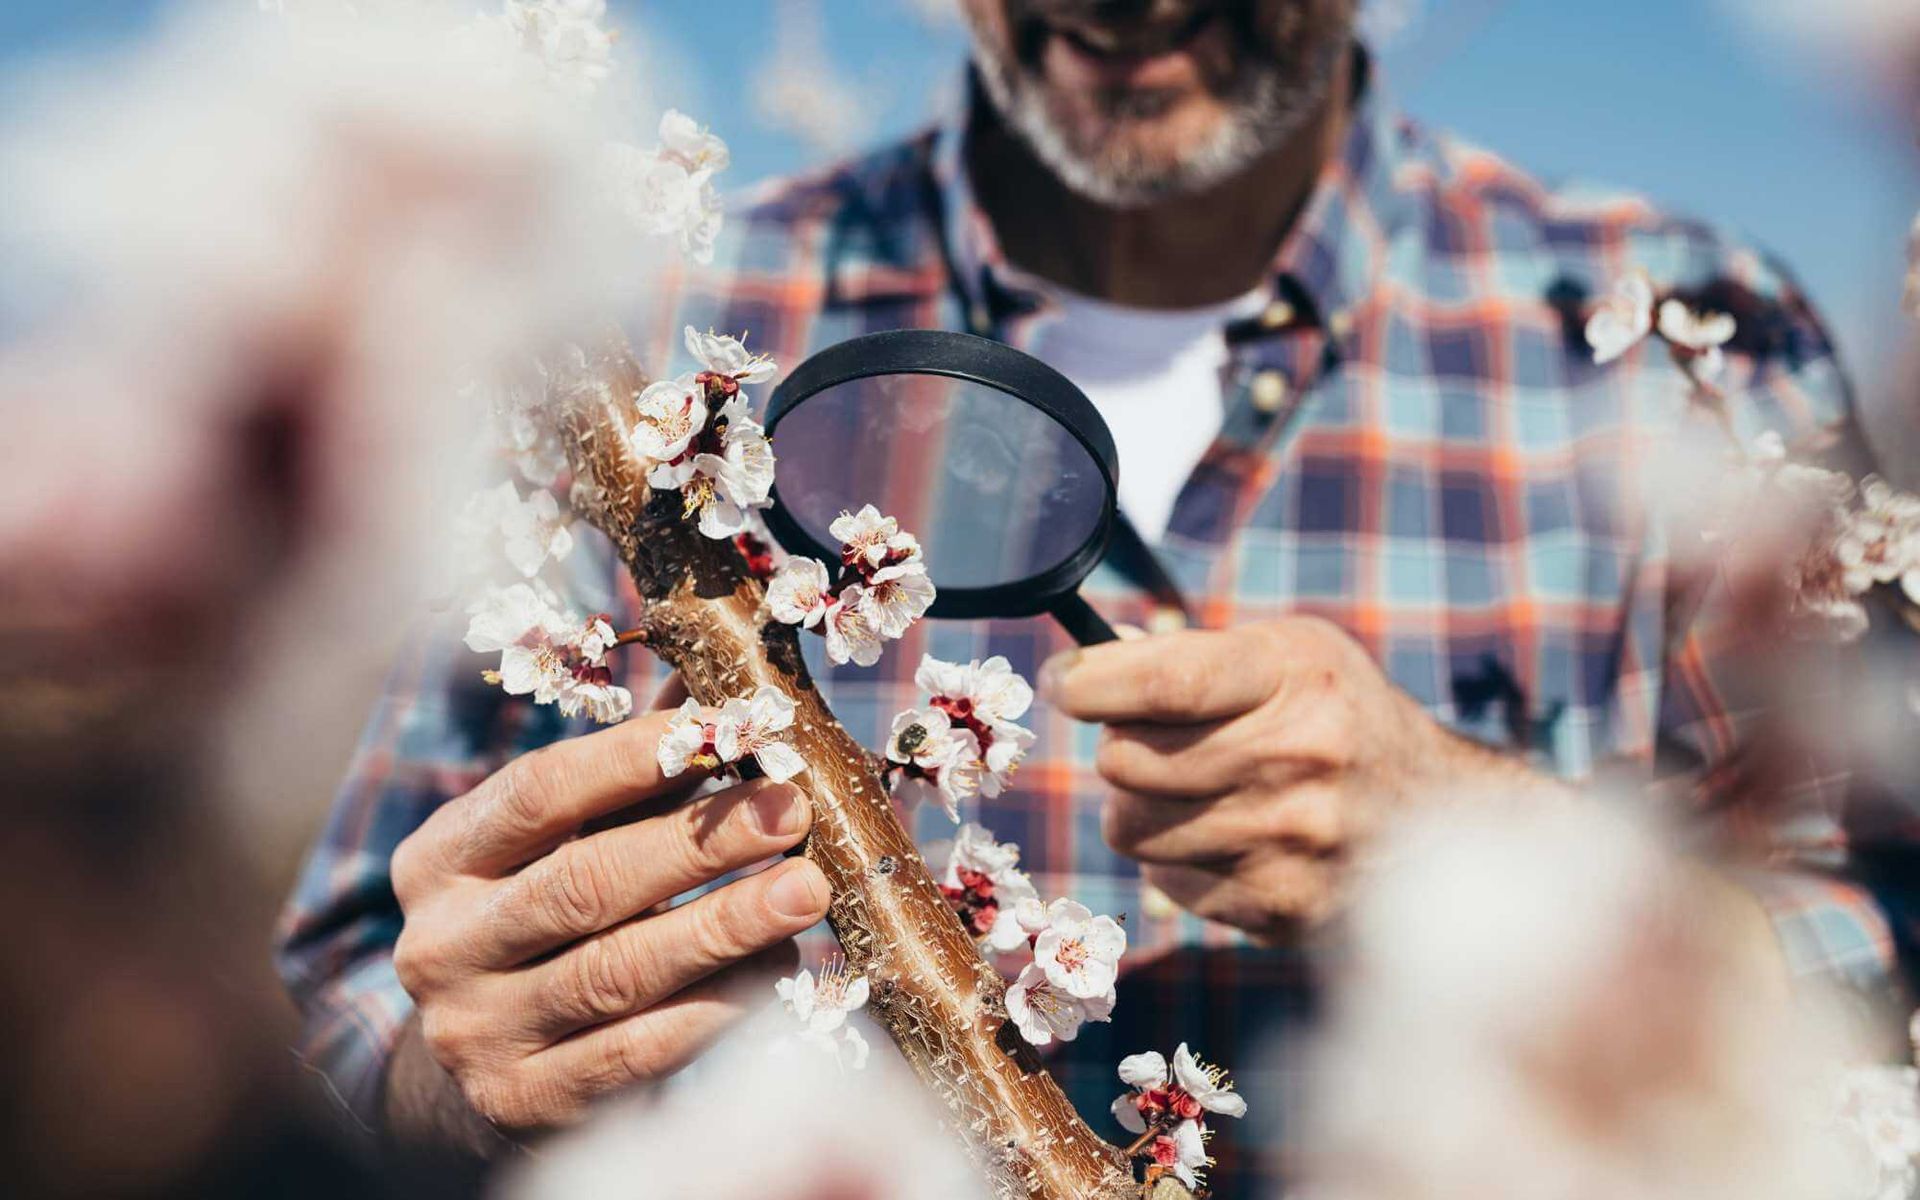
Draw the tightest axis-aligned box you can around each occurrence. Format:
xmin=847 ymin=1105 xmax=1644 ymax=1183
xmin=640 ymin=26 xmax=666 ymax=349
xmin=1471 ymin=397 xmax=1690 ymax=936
xmin=272 ymin=532 xmax=662 ymax=1128
xmin=1648 ymin=239 xmax=1917 ymax=1002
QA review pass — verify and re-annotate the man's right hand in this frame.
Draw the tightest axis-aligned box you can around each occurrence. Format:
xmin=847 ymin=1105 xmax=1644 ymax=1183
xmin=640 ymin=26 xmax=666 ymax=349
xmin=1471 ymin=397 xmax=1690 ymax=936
xmin=386 ymin=705 xmax=831 ymax=1142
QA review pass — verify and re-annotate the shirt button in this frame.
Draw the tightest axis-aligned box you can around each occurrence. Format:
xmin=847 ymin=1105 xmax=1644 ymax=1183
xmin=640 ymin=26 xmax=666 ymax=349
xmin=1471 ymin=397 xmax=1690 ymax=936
xmin=1327 ymin=309 xmax=1355 ymax=340
xmin=1258 ymin=299 xmax=1295 ymax=329
xmin=1250 ymin=369 xmax=1290 ymax=414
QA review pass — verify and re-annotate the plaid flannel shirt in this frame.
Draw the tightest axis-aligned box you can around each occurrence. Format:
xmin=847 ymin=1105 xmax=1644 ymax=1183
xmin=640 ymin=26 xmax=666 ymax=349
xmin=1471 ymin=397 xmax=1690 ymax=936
xmin=276 ymin=61 xmax=1914 ymax=1194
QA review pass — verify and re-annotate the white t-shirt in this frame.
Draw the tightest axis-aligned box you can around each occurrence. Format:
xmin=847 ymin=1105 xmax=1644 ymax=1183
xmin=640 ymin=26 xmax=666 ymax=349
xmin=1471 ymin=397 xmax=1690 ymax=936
xmin=1023 ymin=286 xmax=1270 ymax=541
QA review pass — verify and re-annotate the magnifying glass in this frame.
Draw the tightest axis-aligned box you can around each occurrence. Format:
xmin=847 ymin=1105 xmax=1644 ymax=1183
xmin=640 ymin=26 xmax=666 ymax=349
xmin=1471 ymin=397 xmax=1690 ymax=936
xmin=762 ymin=329 xmax=1120 ymax=645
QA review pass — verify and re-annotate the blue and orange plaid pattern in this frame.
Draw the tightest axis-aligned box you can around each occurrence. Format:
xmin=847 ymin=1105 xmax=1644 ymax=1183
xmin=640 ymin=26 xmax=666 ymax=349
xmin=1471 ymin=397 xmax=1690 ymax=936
xmin=277 ymin=65 xmax=1913 ymax=1193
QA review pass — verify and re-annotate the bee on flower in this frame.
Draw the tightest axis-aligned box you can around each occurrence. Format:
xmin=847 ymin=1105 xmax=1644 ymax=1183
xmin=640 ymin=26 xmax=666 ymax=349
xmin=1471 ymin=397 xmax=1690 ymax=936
xmin=884 ymin=707 xmax=982 ymax=821
xmin=915 ymin=654 xmax=1036 ymax=797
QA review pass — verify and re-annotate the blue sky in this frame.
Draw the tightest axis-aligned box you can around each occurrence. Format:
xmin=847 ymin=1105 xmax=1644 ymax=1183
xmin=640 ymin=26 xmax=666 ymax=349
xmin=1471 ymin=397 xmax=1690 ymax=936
xmin=6 ymin=1 xmax=1916 ymax=401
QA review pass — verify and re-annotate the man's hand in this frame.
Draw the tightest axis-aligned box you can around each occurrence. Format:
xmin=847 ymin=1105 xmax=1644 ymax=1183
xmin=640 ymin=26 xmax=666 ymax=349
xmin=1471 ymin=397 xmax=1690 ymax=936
xmin=1046 ymin=616 xmax=1561 ymax=942
xmin=385 ymin=705 xmax=831 ymax=1146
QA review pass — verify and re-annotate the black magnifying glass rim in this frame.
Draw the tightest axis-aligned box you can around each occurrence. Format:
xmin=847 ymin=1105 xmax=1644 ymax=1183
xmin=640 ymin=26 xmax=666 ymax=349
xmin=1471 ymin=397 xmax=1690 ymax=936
xmin=762 ymin=328 xmax=1119 ymax=621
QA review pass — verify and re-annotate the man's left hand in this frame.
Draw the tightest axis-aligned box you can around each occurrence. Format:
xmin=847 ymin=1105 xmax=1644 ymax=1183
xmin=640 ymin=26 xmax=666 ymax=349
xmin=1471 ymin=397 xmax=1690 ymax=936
xmin=1044 ymin=616 xmax=1563 ymax=942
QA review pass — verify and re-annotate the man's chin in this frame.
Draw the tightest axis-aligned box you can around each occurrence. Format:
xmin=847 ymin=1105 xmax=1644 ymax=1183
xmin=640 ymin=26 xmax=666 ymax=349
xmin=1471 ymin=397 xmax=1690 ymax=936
xmin=1044 ymin=101 xmax=1240 ymax=204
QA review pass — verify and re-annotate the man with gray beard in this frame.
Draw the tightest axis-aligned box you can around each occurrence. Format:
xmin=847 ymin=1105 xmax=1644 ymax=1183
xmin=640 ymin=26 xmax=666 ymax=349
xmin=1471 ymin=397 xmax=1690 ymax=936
xmin=280 ymin=2 xmax=1910 ymax=1194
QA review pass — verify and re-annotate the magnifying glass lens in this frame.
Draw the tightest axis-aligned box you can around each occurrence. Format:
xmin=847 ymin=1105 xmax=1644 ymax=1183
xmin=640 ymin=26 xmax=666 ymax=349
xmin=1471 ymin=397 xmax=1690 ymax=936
xmin=770 ymin=373 xmax=1107 ymax=592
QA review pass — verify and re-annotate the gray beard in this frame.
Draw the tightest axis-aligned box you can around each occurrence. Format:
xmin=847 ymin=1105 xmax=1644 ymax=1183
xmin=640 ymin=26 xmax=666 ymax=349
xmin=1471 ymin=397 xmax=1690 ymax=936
xmin=969 ymin=29 xmax=1348 ymax=209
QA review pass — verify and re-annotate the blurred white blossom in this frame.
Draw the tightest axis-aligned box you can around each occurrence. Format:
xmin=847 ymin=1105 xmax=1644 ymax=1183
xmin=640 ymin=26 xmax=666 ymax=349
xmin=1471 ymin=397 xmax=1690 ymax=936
xmin=454 ymin=479 xmax=574 ymax=580
xmin=1586 ymin=269 xmax=1655 ymax=365
xmin=775 ymin=959 xmax=871 ymax=1070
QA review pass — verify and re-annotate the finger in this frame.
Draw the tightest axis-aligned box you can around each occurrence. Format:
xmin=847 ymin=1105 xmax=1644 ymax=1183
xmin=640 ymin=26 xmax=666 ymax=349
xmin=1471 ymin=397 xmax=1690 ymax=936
xmin=477 ymin=778 xmax=813 ymax=966
xmin=1142 ymin=859 xmax=1328 ymax=943
xmin=1103 ymin=784 xmax=1344 ymax=865
xmin=516 ymin=857 xmax=830 ymax=1041
xmin=1101 ymin=790 xmax=1243 ymax=865
xmin=499 ymin=941 xmax=798 ymax=1128
xmin=1043 ymin=628 xmax=1284 ymax=725
xmin=1094 ymin=718 xmax=1241 ymax=798
xmin=429 ymin=707 xmax=709 ymax=876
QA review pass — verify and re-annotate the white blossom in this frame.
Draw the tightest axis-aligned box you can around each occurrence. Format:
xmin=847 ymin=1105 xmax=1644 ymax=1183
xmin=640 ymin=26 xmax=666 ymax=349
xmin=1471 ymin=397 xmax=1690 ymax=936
xmin=631 ymin=375 xmax=707 ymax=488
xmin=657 ymin=108 xmax=730 ymax=176
xmin=1029 ymin=897 xmax=1126 ymax=1001
xmin=597 ymin=135 xmax=724 ymax=264
xmin=470 ymin=369 xmax=568 ymax=487
xmin=915 ymin=654 xmax=1035 ymax=797
xmin=1586 ymin=269 xmax=1655 ymax=365
xmin=463 ymin=584 xmax=630 ymax=723
xmin=774 ymin=960 xmax=870 ymax=1071
xmin=830 ymin=504 xmax=916 ymax=570
xmin=1154 ymin=1119 xmax=1210 ymax=1190
xmin=685 ymin=324 xmax=776 ymax=385
xmin=688 ymin=397 xmax=776 ymax=539
xmin=1657 ymin=298 xmax=1737 ymax=381
xmin=1832 ymin=1063 xmax=1920 ymax=1200
xmin=860 ymin=560 xmax=937 ymax=638
xmin=823 ymin=586 xmax=885 ymax=666
xmin=1172 ymin=1042 xmax=1249 ymax=1119
xmin=1006 ymin=960 xmax=1113 ymax=1047
xmin=1836 ymin=477 xmax=1920 ymax=595
xmin=656 ymin=697 xmax=720 ymax=778
xmin=930 ymin=822 xmax=1039 ymax=952
xmin=884 ymin=707 xmax=981 ymax=821
xmin=765 ymin=556 xmax=833 ymax=628
xmin=1110 ymin=1043 xmax=1247 ymax=1132
xmin=713 ymin=685 xmax=807 ymax=783
xmin=455 ymin=479 xmax=574 ymax=580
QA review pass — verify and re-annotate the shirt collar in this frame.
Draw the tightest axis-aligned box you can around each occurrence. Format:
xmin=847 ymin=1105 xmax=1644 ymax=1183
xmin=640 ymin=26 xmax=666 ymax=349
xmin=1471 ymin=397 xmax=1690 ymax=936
xmin=930 ymin=47 xmax=1418 ymax=350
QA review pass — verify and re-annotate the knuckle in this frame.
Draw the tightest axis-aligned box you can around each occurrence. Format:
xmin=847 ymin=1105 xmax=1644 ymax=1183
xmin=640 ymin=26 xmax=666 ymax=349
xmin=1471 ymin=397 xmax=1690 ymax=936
xmin=564 ymin=934 xmax=647 ymax=1022
xmin=392 ymin=925 xmax=434 ymax=995
xmin=492 ymin=751 xmax=554 ymax=831
xmin=532 ymin=847 xmax=613 ymax=935
xmin=390 ymin=831 xmax=432 ymax=909
xmin=600 ymin=1017 xmax=675 ymax=1092
xmin=419 ymin=1004 xmax=481 ymax=1069
xmin=693 ymin=888 xmax=763 ymax=963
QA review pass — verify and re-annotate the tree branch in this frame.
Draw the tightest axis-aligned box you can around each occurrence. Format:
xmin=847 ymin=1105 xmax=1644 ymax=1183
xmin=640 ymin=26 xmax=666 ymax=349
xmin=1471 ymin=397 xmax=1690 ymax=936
xmin=546 ymin=332 xmax=1140 ymax=1200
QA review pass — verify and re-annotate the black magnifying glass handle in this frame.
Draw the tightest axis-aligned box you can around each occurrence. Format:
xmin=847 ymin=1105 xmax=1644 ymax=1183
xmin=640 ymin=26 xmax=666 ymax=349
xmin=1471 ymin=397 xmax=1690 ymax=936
xmin=1048 ymin=591 xmax=1118 ymax=646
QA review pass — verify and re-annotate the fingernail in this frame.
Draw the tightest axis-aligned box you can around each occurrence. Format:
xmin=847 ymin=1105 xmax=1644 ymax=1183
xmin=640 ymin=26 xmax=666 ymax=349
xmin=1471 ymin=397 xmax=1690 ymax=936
xmin=750 ymin=783 xmax=808 ymax=837
xmin=766 ymin=861 xmax=828 ymax=920
xmin=1039 ymin=649 xmax=1080 ymax=694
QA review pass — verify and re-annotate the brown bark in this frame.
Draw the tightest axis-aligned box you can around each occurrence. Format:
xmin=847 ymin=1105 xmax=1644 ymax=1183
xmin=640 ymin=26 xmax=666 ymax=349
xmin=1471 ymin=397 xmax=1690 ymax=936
xmin=548 ymin=334 xmax=1139 ymax=1200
